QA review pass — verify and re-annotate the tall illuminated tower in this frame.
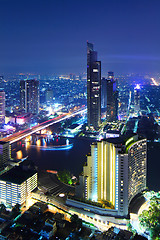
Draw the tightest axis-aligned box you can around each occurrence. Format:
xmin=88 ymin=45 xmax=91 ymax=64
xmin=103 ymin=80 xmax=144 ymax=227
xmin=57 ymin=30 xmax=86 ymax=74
xmin=20 ymin=79 xmax=39 ymax=114
xmin=134 ymin=84 xmax=140 ymax=116
xmin=87 ymin=42 xmax=101 ymax=130
xmin=0 ymin=91 xmax=5 ymax=125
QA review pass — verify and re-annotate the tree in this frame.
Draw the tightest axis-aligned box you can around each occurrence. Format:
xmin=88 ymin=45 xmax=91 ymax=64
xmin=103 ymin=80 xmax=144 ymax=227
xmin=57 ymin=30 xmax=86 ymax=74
xmin=12 ymin=203 xmax=21 ymax=213
xmin=0 ymin=203 xmax=6 ymax=213
xmin=139 ymin=197 xmax=160 ymax=239
xmin=70 ymin=214 xmax=82 ymax=229
xmin=58 ymin=169 xmax=72 ymax=185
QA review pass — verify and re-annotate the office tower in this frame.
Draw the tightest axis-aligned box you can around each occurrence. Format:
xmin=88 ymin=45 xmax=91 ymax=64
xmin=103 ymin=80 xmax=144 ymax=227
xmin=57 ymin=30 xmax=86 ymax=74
xmin=46 ymin=89 xmax=53 ymax=103
xmin=106 ymin=72 xmax=118 ymax=122
xmin=87 ymin=42 xmax=101 ymax=130
xmin=134 ymin=84 xmax=140 ymax=116
xmin=0 ymin=91 xmax=5 ymax=125
xmin=20 ymin=79 xmax=40 ymax=114
xmin=75 ymin=135 xmax=146 ymax=217
xmin=0 ymin=165 xmax=37 ymax=206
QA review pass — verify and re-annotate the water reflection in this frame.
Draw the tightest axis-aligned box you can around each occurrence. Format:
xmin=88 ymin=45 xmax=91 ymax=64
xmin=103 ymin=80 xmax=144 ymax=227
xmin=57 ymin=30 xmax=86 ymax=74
xmin=12 ymin=136 xmax=73 ymax=159
xmin=16 ymin=150 xmax=23 ymax=159
xmin=11 ymin=136 xmax=94 ymax=176
xmin=36 ymin=139 xmax=41 ymax=146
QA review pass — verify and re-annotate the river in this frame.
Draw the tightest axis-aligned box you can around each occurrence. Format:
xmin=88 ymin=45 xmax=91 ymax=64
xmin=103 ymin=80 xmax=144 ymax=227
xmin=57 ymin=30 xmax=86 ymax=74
xmin=11 ymin=134 xmax=160 ymax=192
xmin=11 ymin=135 xmax=94 ymax=177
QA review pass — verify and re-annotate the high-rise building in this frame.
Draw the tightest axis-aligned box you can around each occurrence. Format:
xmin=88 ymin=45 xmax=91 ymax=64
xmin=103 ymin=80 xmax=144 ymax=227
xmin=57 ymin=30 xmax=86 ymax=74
xmin=134 ymin=84 xmax=140 ymax=116
xmin=106 ymin=72 xmax=118 ymax=122
xmin=0 ymin=91 xmax=5 ymax=125
xmin=20 ymin=79 xmax=40 ymax=114
xmin=74 ymin=135 xmax=146 ymax=217
xmin=87 ymin=42 xmax=101 ymax=130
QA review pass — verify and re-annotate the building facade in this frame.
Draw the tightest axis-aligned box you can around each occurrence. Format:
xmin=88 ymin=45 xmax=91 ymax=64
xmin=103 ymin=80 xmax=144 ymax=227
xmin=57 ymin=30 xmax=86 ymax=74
xmin=0 ymin=91 xmax=5 ymax=125
xmin=74 ymin=135 xmax=147 ymax=217
xmin=20 ymin=79 xmax=39 ymax=114
xmin=127 ymin=137 xmax=147 ymax=203
xmin=87 ymin=42 xmax=101 ymax=130
xmin=0 ymin=166 xmax=37 ymax=207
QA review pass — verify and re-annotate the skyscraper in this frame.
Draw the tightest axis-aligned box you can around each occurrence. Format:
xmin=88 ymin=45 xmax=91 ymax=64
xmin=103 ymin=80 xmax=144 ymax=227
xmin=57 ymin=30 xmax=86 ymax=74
xmin=0 ymin=91 xmax=5 ymax=125
xmin=87 ymin=42 xmax=101 ymax=130
xmin=75 ymin=135 xmax=147 ymax=217
xmin=134 ymin=84 xmax=140 ymax=116
xmin=20 ymin=79 xmax=40 ymax=114
xmin=106 ymin=72 xmax=118 ymax=122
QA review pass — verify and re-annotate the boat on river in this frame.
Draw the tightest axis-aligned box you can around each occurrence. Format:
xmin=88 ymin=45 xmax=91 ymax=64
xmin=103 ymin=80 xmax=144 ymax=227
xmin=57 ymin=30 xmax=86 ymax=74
xmin=31 ymin=139 xmax=73 ymax=151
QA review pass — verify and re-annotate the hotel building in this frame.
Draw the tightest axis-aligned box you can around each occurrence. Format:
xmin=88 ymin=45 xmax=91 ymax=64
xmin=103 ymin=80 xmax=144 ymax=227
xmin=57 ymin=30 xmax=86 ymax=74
xmin=68 ymin=135 xmax=147 ymax=217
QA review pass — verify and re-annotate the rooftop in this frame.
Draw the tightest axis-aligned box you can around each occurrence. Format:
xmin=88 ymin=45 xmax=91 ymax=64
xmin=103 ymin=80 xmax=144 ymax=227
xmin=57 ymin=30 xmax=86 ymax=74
xmin=0 ymin=166 xmax=37 ymax=184
xmin=0 ymin=141 xmax=8 ymax=145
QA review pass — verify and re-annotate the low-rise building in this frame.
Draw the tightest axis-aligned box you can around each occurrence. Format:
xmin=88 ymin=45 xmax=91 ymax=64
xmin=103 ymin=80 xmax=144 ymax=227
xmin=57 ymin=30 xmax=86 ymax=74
xmin=0 ymin=165 xmax=37 ymax=207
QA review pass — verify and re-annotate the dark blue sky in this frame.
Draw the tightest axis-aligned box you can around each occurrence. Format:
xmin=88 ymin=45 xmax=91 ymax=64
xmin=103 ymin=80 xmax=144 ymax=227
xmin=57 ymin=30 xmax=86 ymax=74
xmin=1 ymin=0 xmax=160 ymax=75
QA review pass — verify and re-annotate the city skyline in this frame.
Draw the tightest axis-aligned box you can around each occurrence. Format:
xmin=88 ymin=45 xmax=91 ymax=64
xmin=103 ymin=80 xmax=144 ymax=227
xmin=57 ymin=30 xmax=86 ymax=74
xmin=0 ymin=0 xmax=160 ymax=238
xmin=0 ymin=0 xmax=160 ymax=75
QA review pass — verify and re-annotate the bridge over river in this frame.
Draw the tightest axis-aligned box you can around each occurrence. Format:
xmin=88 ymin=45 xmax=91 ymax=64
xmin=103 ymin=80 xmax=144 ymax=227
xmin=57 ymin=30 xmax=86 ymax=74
xmin=0 ymin=107 xmax=87 ymax=144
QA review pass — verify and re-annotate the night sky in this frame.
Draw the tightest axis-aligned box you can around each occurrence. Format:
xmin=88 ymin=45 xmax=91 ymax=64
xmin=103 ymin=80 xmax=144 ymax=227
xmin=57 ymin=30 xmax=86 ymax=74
xmin=1 ymin=0 xmax=160 ymax=75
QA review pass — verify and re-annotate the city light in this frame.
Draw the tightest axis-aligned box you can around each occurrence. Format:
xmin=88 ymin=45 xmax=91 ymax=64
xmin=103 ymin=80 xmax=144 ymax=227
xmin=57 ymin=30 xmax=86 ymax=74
xmin=151 ymin=77 xmax=159 ymax=86
xmin=0 ymin=2 xmax=160 ymax=238
xmin=135 ymin=84 xmax=141 ymax=90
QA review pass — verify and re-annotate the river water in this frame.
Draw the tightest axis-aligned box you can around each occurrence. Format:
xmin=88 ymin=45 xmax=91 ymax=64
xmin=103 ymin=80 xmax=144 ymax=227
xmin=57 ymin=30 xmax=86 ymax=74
xmin=11 ymin=133 xmax=160 ymax=192
xmin=11 ymin=135 xmax=94 ymax=177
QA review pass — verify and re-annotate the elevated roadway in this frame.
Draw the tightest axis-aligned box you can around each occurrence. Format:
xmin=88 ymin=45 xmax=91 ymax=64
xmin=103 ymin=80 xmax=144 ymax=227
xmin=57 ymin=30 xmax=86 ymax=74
xmin=1 ymin=107 xmax=87 ymax=144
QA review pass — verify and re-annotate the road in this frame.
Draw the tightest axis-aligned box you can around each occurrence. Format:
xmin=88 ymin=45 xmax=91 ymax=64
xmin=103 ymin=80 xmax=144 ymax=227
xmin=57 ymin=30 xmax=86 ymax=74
xmin=0 ymin=107 xmax=87 ymax=144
